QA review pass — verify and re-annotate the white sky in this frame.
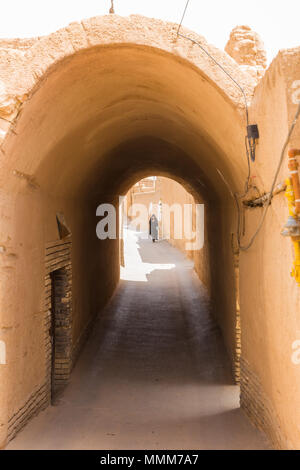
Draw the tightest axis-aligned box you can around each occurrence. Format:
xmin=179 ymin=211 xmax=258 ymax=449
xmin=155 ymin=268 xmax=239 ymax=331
xmin=0 ymin=0 xmax=299 ymax=63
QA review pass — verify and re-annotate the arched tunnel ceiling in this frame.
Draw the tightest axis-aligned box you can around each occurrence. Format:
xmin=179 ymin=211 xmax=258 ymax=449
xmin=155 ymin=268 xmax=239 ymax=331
xmin=0 ymin=15 xmax=257 ymax=202
xmin=87 ymin=137 xmax=215 ymax=203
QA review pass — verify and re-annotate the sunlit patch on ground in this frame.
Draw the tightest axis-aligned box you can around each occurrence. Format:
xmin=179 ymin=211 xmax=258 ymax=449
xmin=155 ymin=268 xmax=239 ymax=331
xmin=120 ymin=228 xmax=176 ymax=282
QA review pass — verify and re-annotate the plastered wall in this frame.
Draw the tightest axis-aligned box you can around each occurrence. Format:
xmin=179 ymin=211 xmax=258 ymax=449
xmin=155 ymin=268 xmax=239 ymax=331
xmin=240 ymin=49 xmax=300 ymax=449
xmin=0 ymin=15 xmax=299 ymax=449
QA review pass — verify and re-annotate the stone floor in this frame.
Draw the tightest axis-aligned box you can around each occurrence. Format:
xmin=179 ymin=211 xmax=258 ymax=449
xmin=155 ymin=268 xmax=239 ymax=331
xmin=6 ymin=229 xmax=270 ymax=450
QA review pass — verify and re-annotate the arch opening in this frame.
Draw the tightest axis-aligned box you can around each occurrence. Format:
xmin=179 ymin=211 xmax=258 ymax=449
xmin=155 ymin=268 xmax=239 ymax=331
xmin=0 ymin=19 xmax=255 ymax=447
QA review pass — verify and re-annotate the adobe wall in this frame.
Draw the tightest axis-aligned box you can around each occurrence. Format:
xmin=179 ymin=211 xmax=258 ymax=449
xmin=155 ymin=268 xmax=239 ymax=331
xmin=1 ymin=14 xmax=299 ymax=449
xmin=0 ymin=187 xmax=119 ymax=446
xmin=240 ymin=48 xmax=300 ymax=449
xmin=0 ymin=15 xmax=254 ymax=446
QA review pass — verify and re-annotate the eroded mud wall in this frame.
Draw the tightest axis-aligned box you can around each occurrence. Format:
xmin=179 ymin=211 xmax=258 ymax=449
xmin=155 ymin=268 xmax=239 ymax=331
xmin=240 ymin=49 xmax=300 ymax=449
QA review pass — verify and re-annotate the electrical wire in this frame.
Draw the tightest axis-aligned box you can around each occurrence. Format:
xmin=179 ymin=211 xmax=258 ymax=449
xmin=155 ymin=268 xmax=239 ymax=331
xmin=238 ymin=101 xmax=300 ymax=251
xmin=176 ymin=1 xmax=249 ymax=125
xmin=177 ymin=0 xmax=191 ymax=36
xmin=176 ymin=0 xmax=300 ymax=251
xmin=176 ymin=0 xmax=251 ymax=240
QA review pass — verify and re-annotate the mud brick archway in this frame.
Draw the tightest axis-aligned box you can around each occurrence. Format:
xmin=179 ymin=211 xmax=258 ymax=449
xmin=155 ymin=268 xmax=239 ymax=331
xmin=0 ymin=15 xmax=300 ymax=449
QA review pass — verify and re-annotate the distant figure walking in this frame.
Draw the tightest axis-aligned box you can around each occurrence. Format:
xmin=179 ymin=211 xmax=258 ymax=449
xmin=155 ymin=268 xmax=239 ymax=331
xmin=149 ymin=214 xmax=158 ymax=243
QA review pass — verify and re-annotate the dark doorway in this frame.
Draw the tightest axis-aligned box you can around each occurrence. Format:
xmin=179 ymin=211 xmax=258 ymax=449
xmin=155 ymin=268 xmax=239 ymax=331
xmin=50 ymin=268 xmax=72 ymax=403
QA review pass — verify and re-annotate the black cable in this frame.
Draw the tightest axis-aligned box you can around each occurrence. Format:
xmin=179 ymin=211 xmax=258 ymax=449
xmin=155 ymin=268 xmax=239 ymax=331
xmin=239 ymin=101 xmax=300 ymax=251
xmin=176 ymin=2 xmax=249 ymax=125
xmin=176 ymin=1 xmax=300 ymax=251
xmin=177 ymin=0 xmax=191 ymax=36
xmin=176 ymin=1 xmax=251 ymax=245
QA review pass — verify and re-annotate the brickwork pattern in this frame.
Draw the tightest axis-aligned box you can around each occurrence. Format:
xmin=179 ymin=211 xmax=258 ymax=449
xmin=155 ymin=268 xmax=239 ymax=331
xmin=233 ymin=311 xmax=241 ymax=384
xmin=240 ymin=357 xmax=287 ymax=449
xmin=232 ymin=251 xmax=241 ymax=384
xmin=45 ymin=238 xmax=72 ymax=398
xmin=49 ymin=268 xmax=72 ymax=396
xmin=7 ymin=237 xmax=72 ymax=443
xmin=7 ymin=384 xmax=48 ymax=442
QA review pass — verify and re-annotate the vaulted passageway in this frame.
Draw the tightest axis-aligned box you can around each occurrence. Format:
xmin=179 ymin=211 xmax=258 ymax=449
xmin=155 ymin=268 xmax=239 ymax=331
xmin=0 ymin=15 xmax=278 ymax=448
xmin=6 ymin=230 xmax=269 ymax=450
xmin=1 ymin=14 xmax=300 ymax=450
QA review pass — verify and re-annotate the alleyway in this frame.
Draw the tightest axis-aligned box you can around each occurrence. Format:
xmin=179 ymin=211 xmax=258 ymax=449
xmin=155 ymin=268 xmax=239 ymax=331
xmin=6 ymin=230 xmax=269 ymax=450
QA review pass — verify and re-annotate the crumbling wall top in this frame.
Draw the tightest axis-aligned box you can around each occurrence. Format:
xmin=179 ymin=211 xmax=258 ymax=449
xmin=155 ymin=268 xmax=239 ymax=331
xmin=225 ymin=25 xmax=267 ymax=81
xmin=0 ymin=14 xmax=256 ymax=132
